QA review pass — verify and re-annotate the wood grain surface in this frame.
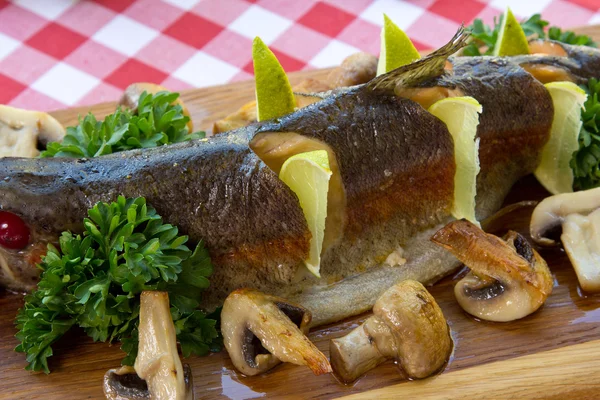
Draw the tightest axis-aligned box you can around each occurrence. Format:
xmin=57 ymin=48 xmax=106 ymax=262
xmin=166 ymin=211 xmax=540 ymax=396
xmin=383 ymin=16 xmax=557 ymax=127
xmin=2 ymin=27 xmax=600 ymax=400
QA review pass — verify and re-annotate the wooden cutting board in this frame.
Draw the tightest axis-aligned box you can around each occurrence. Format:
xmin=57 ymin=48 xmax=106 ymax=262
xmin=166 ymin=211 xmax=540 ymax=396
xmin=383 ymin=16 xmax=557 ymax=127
xmin=3 ymin=26 xmax=600 ymax=400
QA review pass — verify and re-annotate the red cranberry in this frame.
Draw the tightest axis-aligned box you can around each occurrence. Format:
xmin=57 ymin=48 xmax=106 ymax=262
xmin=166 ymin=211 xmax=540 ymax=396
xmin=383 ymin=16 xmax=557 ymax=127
xmin=0 ymin=211 xmax=30 ymax=250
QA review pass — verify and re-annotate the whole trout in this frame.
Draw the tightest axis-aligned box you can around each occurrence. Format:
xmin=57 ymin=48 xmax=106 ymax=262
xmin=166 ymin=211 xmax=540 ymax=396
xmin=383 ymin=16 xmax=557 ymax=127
xmin=1 ymin=31 xmax=599 ymax=326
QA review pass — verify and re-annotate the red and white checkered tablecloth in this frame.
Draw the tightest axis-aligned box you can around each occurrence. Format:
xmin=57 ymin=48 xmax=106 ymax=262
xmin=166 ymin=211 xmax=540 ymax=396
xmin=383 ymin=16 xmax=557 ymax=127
xmin=1 ymin=0 xmax=598 ymax=112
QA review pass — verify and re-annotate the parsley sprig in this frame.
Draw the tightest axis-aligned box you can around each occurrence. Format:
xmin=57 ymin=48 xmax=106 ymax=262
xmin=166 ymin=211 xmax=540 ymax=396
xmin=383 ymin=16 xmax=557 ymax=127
xmin=15 ymin=196 xmax=219 ymax=373
xmin=463 ymin=13 xmax=597 ymax=56
xmin=41 ymin=91 xmax=204 ymax=158
xmin=571 ymin=79 xmax=600 ymax=190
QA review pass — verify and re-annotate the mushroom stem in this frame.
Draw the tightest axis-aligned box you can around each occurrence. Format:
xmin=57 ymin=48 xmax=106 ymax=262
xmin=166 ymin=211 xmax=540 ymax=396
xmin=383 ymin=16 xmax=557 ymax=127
xmin=329 ymin=320 xmax=387 ymax=384
xmin=103 ymin=291 xmax=193 ymax=400
xmin=135 ymin=291 xmax=190 ymax=400
xmin=330 ymin=280 xmax=452 ymax=384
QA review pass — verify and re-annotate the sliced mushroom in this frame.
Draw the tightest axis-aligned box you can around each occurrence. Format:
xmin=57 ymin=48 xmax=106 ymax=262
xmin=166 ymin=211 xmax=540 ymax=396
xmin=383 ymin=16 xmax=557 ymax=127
xmin=221 ymin=288 xmax=331 ymax=376
xmin=432 ymin=219 xmax=553 ymax=322
xmin=0 ymin=105 xmax=65 ymax=157
xmin=530 ymin=187 xmax=600 ymax=246
xmin=329 ymin=280 xmax=452 ymax=384
xmin=530 ymin=188 xmax=600 ymax=293
xmin=104 ymin=365 xmax=194 ymax=400
xmin=119 ymin=83 xmax=193 ymax=132
xmin=103 ymin=291 xmax=193 ymax=400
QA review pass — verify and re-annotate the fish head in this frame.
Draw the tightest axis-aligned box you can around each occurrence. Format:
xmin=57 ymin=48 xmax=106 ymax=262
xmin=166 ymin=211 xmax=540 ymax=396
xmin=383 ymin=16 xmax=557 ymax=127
xmin=0 ymin=207 xmax=56 ymax=293
xmin=0 ymin=157 xmax=85 ymax=292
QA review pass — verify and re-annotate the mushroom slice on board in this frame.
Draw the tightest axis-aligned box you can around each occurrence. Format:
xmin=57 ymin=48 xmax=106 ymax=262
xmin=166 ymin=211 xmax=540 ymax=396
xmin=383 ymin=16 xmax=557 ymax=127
xmin=104 ymin=365 xmax=194 ymax=400
xmin=221 ymin=288 xmax=331 ymax=376
xmin=530 ymin=187 xmax=600 ymax=246
xmin=530 ymin=188 xmax=600 ymax=292
xmin=432 ymin=219 xmax=553 ymax=322
xmin=103 ymin=291 xmax=194 ymax=400
xmin=329 ymin=280 xmax=452 ymax=384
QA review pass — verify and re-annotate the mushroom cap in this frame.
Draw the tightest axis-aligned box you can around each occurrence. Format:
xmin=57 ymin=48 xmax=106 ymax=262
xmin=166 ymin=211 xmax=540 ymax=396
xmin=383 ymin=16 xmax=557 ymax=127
xmin=221 ymin=288 xmax=330 ymax=376
xmin=530 ymin=188 xmax=600 ymax=246
xmin=433 ymin=220 xmax=553 ymax=322
xmin=367 ymin=280 xmax=452 ymax=379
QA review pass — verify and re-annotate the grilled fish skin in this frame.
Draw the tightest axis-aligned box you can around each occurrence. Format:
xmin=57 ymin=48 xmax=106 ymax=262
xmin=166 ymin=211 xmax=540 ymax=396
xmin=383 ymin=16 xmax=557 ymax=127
xmin=1 ymin=37 xmax=599 ymax=327
xmin=0 ymin=135 xmax=311 ymax=298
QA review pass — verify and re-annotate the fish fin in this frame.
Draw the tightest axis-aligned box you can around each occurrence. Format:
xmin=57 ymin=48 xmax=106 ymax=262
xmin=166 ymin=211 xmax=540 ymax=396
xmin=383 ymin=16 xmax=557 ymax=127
xmin=367 ymin=26 xmax=470 ymax=92
xmin=293 ymin=91 xmax=330 ymax=100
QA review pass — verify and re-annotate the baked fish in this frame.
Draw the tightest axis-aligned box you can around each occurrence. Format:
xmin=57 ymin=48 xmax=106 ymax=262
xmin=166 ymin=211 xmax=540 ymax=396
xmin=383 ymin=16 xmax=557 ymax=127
xmin=1 ymin=30 xmax=599 ymax=327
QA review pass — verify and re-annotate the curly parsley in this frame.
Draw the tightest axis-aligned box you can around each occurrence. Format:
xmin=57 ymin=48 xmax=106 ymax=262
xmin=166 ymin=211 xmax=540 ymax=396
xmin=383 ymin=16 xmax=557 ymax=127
xmin=463 ymin=13 xmax=597 ymax=56
xmin=15 ymin=196 xmax=219 ymax=373
xmin=41 ymin=91 xmax=204 ymax=158
xmin=571 ymin=79 xmax=600 ymax=190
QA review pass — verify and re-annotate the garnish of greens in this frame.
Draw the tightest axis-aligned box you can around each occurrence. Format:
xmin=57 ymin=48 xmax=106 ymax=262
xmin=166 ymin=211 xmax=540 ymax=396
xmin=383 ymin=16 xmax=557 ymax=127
xmin=15 ymin=196 xmax=220 ymax=373
xmin=463 ymin=13 xmax=597 ymax=57
xmin=465 ymin=13 xmax=600 ymax=191
xmin=41 ymin=91 xmax=204 ymax=158
xmin=572 ymin=78 xmax=600 ymax=190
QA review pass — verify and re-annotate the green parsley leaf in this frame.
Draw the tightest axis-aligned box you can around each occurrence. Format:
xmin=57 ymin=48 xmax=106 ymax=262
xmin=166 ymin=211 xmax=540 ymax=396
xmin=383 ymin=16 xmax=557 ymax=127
xmin=463 ymin=13 xmax=597 ymax=57
xmin=571 ymin=78 xmax=600 ymax=190
xmin=15 ymin=196 xmax=219 ymax=373
xmin=40 ymin=91 xmax=205 ymax=158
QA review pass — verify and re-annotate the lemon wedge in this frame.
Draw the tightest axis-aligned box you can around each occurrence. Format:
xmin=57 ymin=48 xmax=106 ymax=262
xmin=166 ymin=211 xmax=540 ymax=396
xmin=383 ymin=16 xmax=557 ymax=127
xmin=429 ymin=97 xmax=483 ymax=225
xmin=377 ymin=14 xmax=420 ymax=76
xmin=252 ymin=37 xmax=296 ymax=121
xmin=279 ymin=150 xmax=332 ymax=277
xmin=535 ymin=81 xmax=587 ymax=194
xmin=493 ymin=8 xmax=530 ymax=56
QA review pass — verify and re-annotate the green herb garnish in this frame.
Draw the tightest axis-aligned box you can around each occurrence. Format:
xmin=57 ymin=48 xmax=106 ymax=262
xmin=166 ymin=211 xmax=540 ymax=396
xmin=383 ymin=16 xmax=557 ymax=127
xmin=571 ymin=78 xmax=600 ymax=190
xmin=41 ymin=91 xmax=204 ymax=158
xmin=15 ymin=196 xmax=219 ymax=373
xmin=463 ymin=13 xmax=597 ymax=56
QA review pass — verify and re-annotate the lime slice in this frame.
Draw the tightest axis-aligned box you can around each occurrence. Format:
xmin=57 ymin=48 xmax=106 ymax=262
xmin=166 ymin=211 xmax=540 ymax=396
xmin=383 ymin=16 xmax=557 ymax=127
xmin=279 ymin=150 xmax=332 ymax=277
xmin=534 ymin=81 xmax=587 ymax=194
xmin=429 ymin=97 xmax=483 ymax=225
xmin=493 ymin=8 xmax=530 ymax=56
xmin=253 ymin=37 xmax=296 ymax=121
xmin=376 ymin=14 xmax=420 ymax=76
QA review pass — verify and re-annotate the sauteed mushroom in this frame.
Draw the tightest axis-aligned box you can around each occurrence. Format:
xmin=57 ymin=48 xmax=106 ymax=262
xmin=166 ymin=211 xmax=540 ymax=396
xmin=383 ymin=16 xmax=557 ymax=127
xmin=119 ymin=82 xmax=193 ymax=132
xmin=432 ymin=220 xmax=553 ymax=322
xmin=530 ymin=187 xmax=600 ymax=246
xmin=329 ymin=280 xmax=452 ymax=384
xmin=531 ymin=188 xmax=600 ymax=292
xmin=103 ymin=291 xmax=193 ymax=400
xmin=104 ymin=365 xmax=194 ymax=400
xmin=0 ymin=105 xmax=65 ymax=157
xmin=221 ymin=288 xmax=331 ymax=376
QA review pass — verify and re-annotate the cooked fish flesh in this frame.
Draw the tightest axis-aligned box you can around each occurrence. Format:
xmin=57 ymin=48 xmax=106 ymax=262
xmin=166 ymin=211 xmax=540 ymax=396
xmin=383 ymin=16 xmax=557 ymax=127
xmin=1 ymin=32 xmax=599 ymax=327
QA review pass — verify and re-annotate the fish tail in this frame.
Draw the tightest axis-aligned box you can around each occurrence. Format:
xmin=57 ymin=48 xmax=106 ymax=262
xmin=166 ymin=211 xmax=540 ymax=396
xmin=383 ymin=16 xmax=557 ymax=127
xmin=367 ymin=25 xmax=470 ymax=92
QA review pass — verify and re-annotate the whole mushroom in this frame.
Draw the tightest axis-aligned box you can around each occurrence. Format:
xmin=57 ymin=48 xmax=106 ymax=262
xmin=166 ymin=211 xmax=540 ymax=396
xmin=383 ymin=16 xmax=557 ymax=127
xmin=329 ymin=280 xmax=452 ymax=384
xmin=432 ymin=219 xmax=553 ymax=322
xmin=221 ymin=288 xmax=331 ymax=376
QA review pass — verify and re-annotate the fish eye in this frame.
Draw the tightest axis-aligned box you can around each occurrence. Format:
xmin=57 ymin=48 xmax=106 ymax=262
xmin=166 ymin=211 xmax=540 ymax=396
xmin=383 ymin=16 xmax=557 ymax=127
xmin=0 ymin=211 xmax=30 ymax=250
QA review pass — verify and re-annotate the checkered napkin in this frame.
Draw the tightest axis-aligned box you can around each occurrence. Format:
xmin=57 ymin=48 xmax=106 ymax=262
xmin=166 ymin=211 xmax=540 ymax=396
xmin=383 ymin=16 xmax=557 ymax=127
xmin=0 ymin=0 xmax=598 ymax=111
